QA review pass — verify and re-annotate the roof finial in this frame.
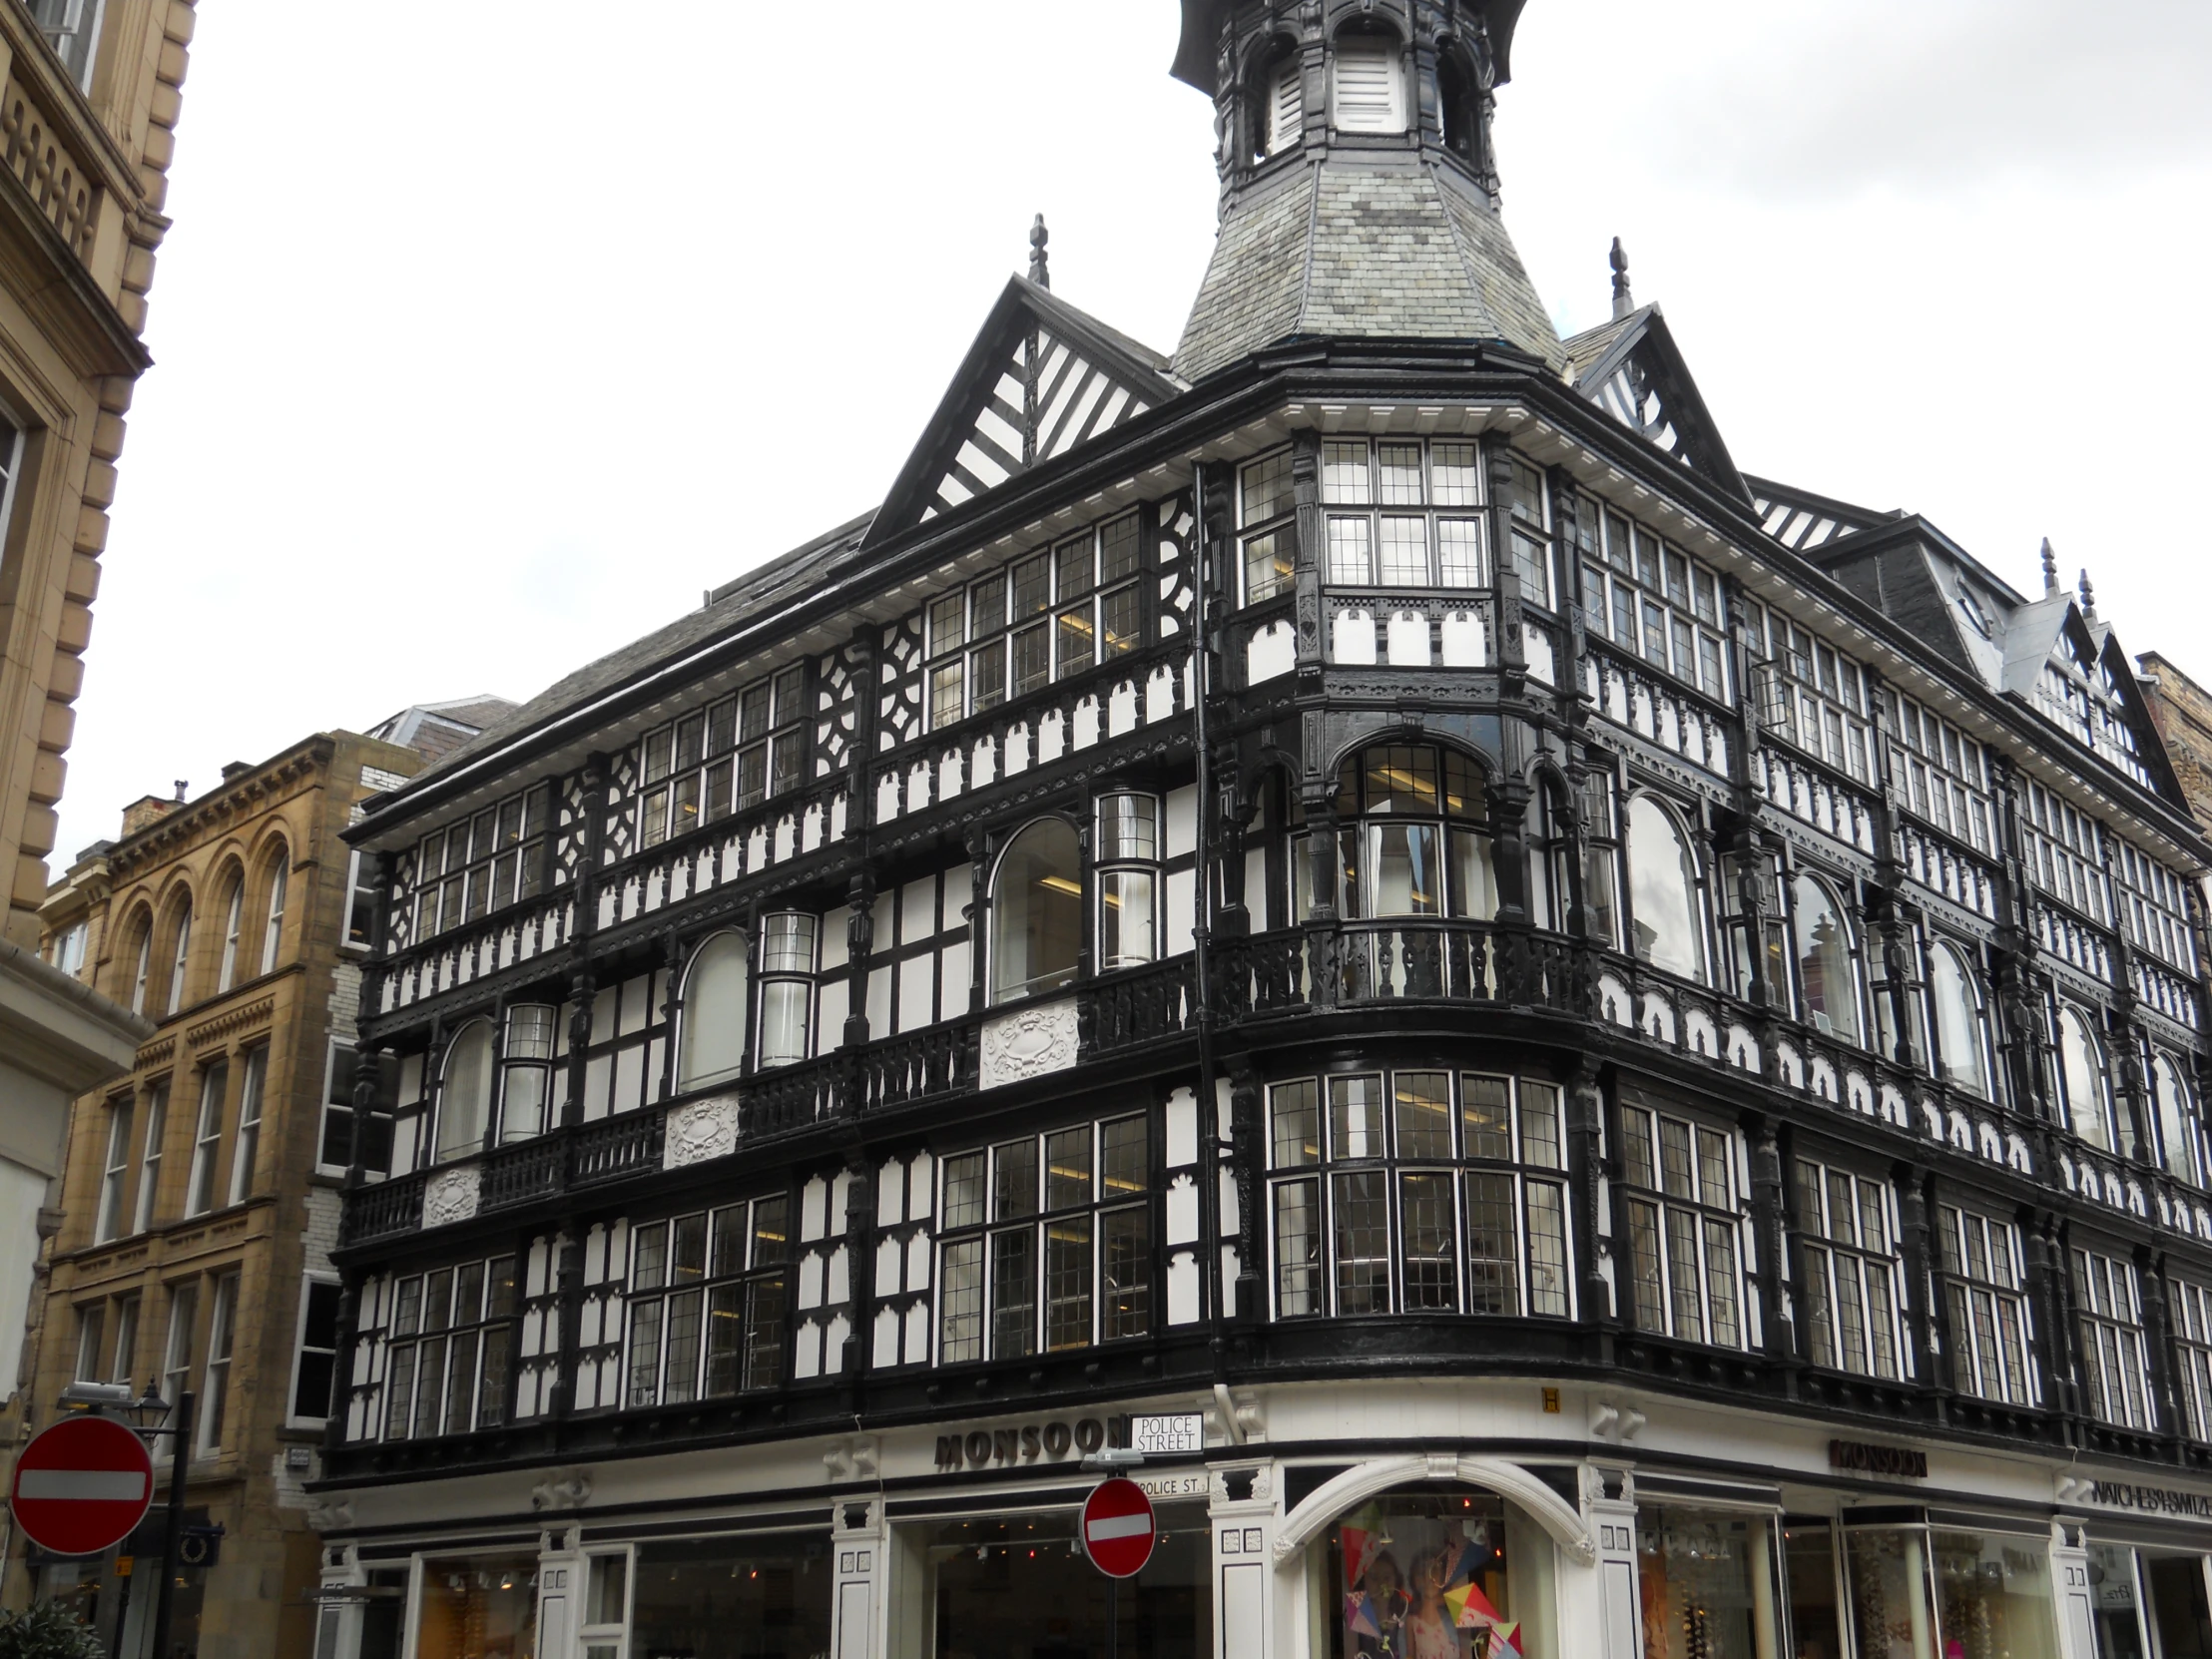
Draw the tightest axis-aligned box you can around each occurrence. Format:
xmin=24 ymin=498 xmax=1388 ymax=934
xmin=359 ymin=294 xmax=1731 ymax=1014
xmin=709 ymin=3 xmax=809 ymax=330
xmin=1028 ymin=215 xmax=1050 ymax=289
xmin=2040 ymin=537 xmax=2058 ymax=595
xmin=2078 ymin=568 xmax=2097 ymax=623
xmin=1610 ymin=237 xmax=1633 ymax=320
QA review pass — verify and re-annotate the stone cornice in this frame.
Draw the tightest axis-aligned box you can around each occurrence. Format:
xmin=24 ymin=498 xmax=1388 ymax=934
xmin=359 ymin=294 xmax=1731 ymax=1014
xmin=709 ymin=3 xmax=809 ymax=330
xmin=107 ymin=739 xmax=335 ymax=880
xmin=184 ymin=994 xmax=274 ymax=1053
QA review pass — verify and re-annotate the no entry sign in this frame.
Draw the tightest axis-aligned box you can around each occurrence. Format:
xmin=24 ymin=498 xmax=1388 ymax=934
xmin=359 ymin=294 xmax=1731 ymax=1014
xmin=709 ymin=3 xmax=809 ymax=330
xmin=10 ymin=1414 xmax=154 ymax=1557
xmin=1081 ymin=1477 xmax=1157 ymax=1579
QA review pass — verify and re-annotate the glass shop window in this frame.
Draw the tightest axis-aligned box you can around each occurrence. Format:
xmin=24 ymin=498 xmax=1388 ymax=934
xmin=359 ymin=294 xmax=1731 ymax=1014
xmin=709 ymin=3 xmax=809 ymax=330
xmin=1309 ymin=1490 xmax=1555 ymax=1658
xmin=1635 ymin=1506 xmax=1780 ymax=1659
xmin=925 ymin=1504 xmax=1212 ymax=1659
xmin=413 ymin=1555 xmax=538 ymax=1659
xmin=614 ymin=1534 xmax=834 ymax=1659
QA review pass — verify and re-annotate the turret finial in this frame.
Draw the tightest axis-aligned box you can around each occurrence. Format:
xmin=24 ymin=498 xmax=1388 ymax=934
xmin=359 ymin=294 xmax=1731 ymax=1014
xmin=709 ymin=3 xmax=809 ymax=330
xmin=1610 ymin=238 xmax=1633 ymax=320
xmin=1028 ymin=215 xmax=1050 ymax=289
xmin=2078 ymin=568 xmax=2098 ymax=623
xmin=2040 ymin=538 xmax=2058 ymax=594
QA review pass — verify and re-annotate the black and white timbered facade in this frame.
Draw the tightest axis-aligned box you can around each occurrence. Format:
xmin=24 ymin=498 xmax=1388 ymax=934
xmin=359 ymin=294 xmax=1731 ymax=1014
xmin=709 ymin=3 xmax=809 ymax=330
xmin=314 ymin=7 xmax=2212 ymax=1659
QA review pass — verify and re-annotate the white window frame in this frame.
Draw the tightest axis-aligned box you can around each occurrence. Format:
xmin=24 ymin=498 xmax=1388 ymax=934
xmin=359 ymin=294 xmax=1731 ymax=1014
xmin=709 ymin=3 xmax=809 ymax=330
xmin=228 ymin=1047 xmax=267 ymax=1206
xmin=94 ymin=1097 xmax=133 ymax=1244
xmin=1265 ymin=55 xmax=1303 ymax=155
xmin=342 ymin=847 xmax=377 ymax=952
xmin=132 ymin=1081 xmax=168 ymax=1234
xmin=165 ymin=899 xmax=192 ymax=1016
xmin=198 ymin=1271 xmax=239 ymax=1455
xmin=286 ymin=1273 xmax=342 ymax=1428
xmin=185 ymin=1061 xmax=226 ymax=1218
xmin=109 ymin=1293 xmax=139 ymax=1390
xmin=260 ymin=852 xmax=288 ymax=976
xmin=217 ymin=874 xmax=244 ymax=993
xmin=73 ymin=1302 xmax=104 ymax=1382
xmin=578 ymin=1547 xmax=634 ymax=1659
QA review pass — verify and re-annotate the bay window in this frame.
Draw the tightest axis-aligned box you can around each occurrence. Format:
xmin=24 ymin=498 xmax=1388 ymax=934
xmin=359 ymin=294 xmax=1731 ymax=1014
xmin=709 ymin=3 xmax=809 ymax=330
xmin=1239 ymin=447 xmax=1296 ymax=604
xmin=1268 ymin=1070 xmax=1569 ymax=1320
xmin=498 ymin=1005 xmax=558 ymax=1141
xmin=756 ymin=913 xmax=817 ymax=1067
xmin=1318 ymin=438 xmax=1485 ymax=589
xmin=1096 ymin=794 xmax=1159 ymax=970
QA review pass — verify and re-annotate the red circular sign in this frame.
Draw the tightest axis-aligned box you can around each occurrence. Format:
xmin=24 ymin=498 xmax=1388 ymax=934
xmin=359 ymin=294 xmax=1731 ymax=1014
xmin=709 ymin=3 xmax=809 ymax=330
xmin=10 ymin=1415 xmax=154 ymax=1557
xmin=1081 ymin=1477 xmax=1157 ymax=1579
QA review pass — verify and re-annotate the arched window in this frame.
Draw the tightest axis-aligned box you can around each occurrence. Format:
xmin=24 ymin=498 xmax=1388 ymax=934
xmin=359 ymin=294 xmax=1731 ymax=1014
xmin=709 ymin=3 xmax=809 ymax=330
xmin=1626 ymin=796 xmax=1705 ymax=982
xmin=2156 ymin=1053 xmax=2202 ymax=1185
xmin=1250 ymin=38 xmax=1302 ymax=161
xmin=1330 ymin=745 xmax=1492 ymax=920
xmin=677 ymin=932 xmax=750 ymax=1090
xmin=1436 ymin=44 xmax=1481 ymax=163
xmin=126 ymin=910 xmax=153 ymax=1015
xmin=216 ymin=869 xmax=245 ymax=993
xmin=1332 ymin=26 xmax=1405 ymax=135
xmin=436 ymin=1019 xmax=495 ymax=1163
xmin=1791 ymin=874 xmax=1862 ymax=1045
xmin=259 ymin=850 xmax=289 ymax=976
xmin=991 ymin=820 xmax=1082 ymax=1004
xmin=1927 ymin=943 xmax=1988 ymax=1099
xmin=499 ymin=1005 xmax=558 ymax=1143
xmin=2057 ymin=1004 xmax=2113 ymax=1151
xmin=163 ymin=894 xmax=194 ymax=1016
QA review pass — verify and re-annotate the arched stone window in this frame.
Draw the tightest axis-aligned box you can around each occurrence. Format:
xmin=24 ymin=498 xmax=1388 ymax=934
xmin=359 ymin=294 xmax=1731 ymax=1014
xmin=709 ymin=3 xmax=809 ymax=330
xmin=1927 ymin=942 xmax=1989 ymax=1099
xmin=162 ymin=891 xmax=195 ymax=1016
xmin=677 ymin=931 xmax=751 ymax=1090
xmin=125 ymin=907 xmax=154 ymax=1015
xmin=436 ymin=1019 xmax=495 ymax=1163
xmin=1331 ymin=23 xmax=1405 ymax=135
xmin=1791 ymin=873 xmax=1862 ymax=1045
xmin=1626 ymin=795 xmax=1705 ymax=982
xmin=2155 ymin=1052 xmax=2202 ymax=1185
xmin=216 ymin=865 xmax=246 ymax=993
xmin=1435 ymin=41 xmax=1483 ymax=164
xmin=991 ymin=820 xmax=1082 ymax=1004
xmin=2056 ymin=1003 xmax=2113 ymax=1151
xmin=259 ymin=848 xmax=289 ymax=976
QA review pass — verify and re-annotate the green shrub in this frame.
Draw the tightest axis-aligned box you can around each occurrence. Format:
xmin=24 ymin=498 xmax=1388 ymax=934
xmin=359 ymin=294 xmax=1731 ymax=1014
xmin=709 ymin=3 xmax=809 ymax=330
xmin=0 ymin=1601 xmax=104 ymax=1659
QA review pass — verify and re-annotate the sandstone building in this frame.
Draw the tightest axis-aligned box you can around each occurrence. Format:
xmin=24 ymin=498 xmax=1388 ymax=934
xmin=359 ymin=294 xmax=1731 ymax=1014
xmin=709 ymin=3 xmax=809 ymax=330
xmin=0 ymin=0 xmax=203 ymax=1454
xmin=11 ymin=702 xmax=511 ymax=1659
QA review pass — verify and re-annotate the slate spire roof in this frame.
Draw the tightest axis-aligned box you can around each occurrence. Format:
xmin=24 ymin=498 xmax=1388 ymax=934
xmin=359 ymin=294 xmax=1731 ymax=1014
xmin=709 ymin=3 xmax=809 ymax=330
xmin=1173 ymin=155 xmax=1567 ymax=381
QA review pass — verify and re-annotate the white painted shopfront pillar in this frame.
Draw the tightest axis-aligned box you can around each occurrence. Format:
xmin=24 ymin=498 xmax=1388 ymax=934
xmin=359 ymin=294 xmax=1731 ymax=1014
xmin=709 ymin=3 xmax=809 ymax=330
xmin=534 ymin=1531 xmax=582 ymax=1659
xmin=1577 ymin=1465 xmax=1644 ymax=1659
xmin=1211 ymin=1461 xmax=1275 ymax=1659
xmin=830 ymin=1496 xmax=884 ymax=1659
xmin=2050 ymin=1518 xmax=2096 ymax=1659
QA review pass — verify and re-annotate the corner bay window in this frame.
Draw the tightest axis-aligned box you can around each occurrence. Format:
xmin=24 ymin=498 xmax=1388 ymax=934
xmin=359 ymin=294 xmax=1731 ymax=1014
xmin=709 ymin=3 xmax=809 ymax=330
xmin=638 ymin=663 xmax=807 ymax=848
xmin=1319 ymin=437 xmax=1486 ymax=589
xmin=938 ymin=1114 xmax=1152 ymax=1362
xmin=1935 ymin=1204 xmax=2033 ymax=1406
xmin=1269 ymin=1071 xmax=1569 ymax=1319
xmin=1792 ymin=1158 xmax=1902 ymax=1380
xmin=927 ymin=510 xmax=1144 ymax=729
xmin=382 ymin=1256 xmax=518 ymax=1440
xmin=625 ymin=1197 xmax=790 ymax=1405
xmin=1617 ymin=1102 xmax=1746 ymax=1348
xmin=1239 ymin=447 xmax=1296 ymax=603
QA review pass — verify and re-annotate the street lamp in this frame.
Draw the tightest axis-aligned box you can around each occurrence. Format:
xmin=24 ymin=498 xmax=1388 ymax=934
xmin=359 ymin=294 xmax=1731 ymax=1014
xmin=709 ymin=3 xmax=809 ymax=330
xmin=96 ymin=1383 xmax=194 ymax=1659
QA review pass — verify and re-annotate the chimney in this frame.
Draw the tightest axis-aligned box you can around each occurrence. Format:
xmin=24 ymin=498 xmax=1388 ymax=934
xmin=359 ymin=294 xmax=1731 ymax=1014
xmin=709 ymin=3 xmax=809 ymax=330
xmin=120 ymin=794 xmax=185 ymax=839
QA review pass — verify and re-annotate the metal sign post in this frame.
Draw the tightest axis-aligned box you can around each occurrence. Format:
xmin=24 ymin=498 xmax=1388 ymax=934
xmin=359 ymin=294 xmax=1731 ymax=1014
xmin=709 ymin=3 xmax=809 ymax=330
xmin=148 ymin=1392 xmax=193 ymax=1659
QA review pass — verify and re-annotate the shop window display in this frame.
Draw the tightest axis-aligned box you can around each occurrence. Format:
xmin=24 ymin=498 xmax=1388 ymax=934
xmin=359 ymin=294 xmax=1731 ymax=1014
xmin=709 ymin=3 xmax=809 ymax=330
xmin=1314 ymin=1492 xmax=1553 ymax=1658
xmin=1929 ymin=1529 xmax=2057 ymax=1659
xmin=2088 ymin=1543 xmax=2147 ymax=1659
xmin=1845 ymin=1529 xmax=1937 ymax=1659
xmin=414 ymin=1555 xmax=538 ymax=1659
xmin=1635 ymin=1506 xmax=1778 ymax=1659
xmin=922 ymin=1505 xmax=1210 ymax=1659
xmin=2143 ymin=1554 xmax=2212 ymax=1659
xmin=1783 ymin=1519 xmax=1846 ymax=1659
xmin=622 ymin=1533 xmax=832 ymax=1659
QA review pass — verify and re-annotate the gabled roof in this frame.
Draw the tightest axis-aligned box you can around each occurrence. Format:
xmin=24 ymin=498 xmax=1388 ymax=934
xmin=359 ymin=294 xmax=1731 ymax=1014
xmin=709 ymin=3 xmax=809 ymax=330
xmin=1561 ymin=303 xmax=1750 ymax=505
xmin=865 ymin=276 xmax=1182 ymax=548
xmin=1745 ymin=474 xmax=1901 ymax=555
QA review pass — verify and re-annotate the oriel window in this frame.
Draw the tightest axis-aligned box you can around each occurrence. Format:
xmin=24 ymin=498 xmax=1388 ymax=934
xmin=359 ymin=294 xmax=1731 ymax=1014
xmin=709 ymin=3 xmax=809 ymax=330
xmin=1319 ymin=438 xmax=1486 ymax=590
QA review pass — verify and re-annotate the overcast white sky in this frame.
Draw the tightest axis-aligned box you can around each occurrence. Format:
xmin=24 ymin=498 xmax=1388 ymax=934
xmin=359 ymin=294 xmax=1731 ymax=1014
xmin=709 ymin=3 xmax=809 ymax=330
xmin=55 ymin=0 xmax=2212 ymax=860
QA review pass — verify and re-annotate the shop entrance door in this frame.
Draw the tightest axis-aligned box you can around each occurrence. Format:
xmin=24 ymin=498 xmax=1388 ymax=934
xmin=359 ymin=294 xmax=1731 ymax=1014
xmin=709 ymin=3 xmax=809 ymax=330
xmin=2141 ymin=1553 xmax=2212 ymax=1659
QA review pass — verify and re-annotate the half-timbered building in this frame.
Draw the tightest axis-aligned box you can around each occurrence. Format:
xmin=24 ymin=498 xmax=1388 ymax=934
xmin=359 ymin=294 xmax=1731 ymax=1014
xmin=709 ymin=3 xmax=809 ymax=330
xmin=313 ymin=6 xmax=2212 ymax=1658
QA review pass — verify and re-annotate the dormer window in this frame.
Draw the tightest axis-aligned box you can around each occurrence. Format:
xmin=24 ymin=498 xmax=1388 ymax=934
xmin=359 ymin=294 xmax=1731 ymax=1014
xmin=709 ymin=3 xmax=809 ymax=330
xmin=1332 ymin=32 xmax=1405 ymax=135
